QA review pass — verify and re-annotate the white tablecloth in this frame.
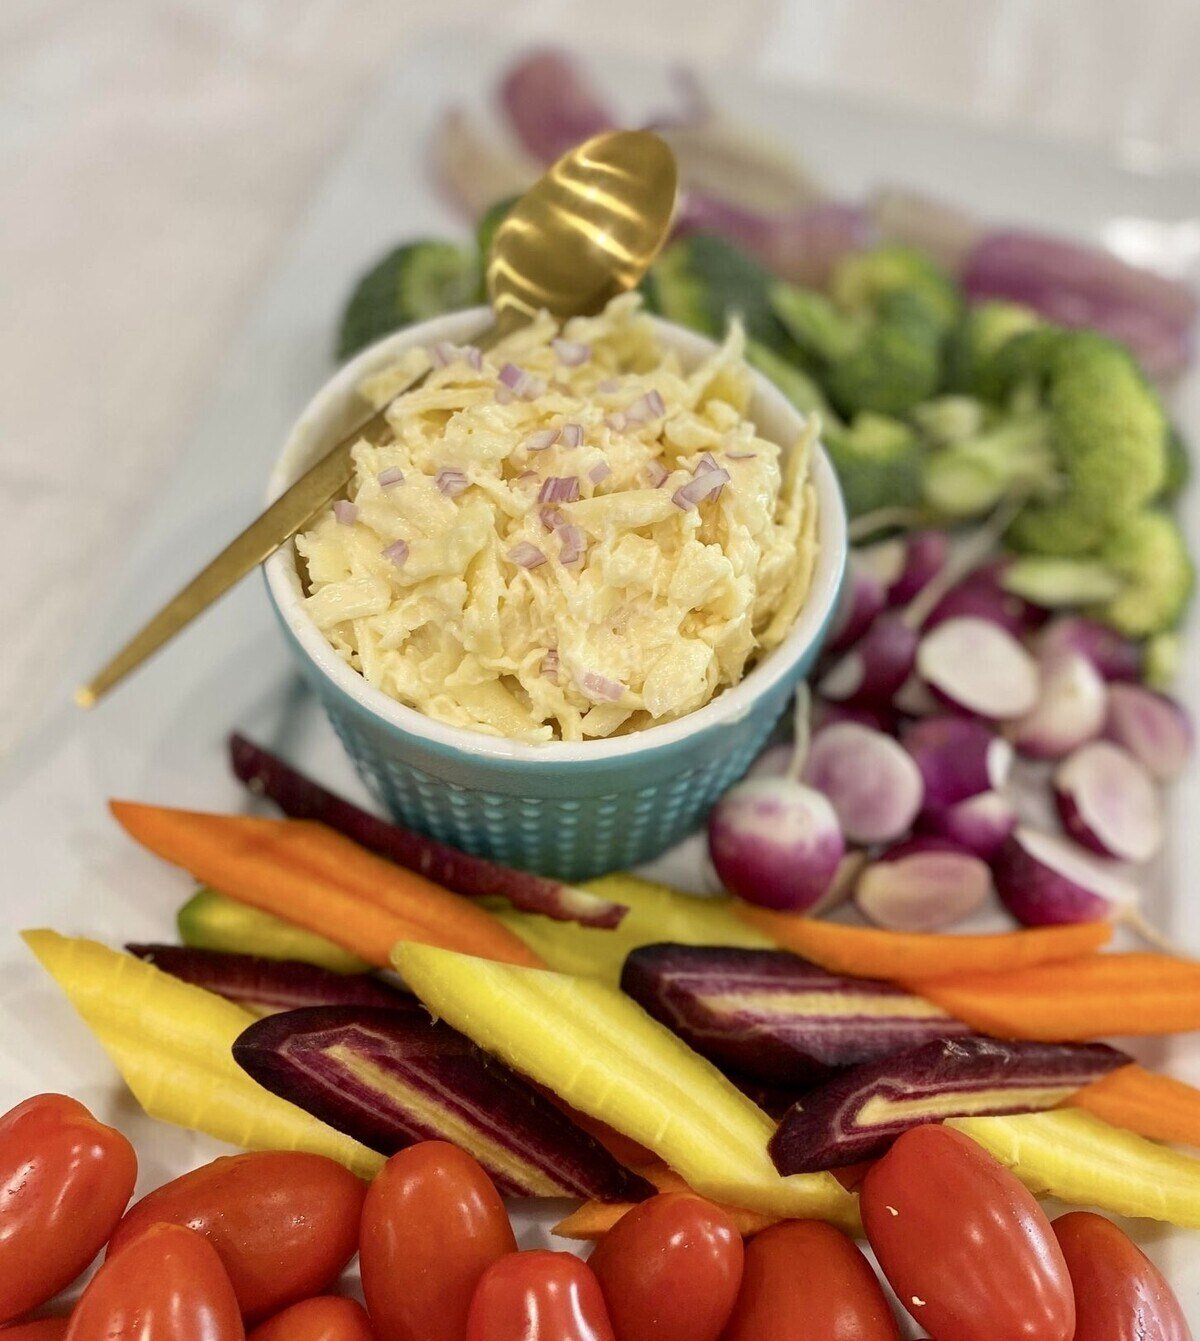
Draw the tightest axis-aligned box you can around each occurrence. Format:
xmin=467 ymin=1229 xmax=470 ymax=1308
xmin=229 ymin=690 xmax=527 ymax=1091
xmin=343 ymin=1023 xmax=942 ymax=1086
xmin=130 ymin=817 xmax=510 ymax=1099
xmin=2 ymin=0 xmax=1198 ymax=753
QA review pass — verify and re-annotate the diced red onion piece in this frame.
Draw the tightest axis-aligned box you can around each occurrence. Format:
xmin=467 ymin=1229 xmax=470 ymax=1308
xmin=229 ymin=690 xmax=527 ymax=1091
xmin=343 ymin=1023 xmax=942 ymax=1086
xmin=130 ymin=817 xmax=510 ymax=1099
xmin=382 ymin=539 xmax=409 ymax=567
xmin=524 ymin=428 xmax=560 ymax=452
xmin=694 ymin=451 xmax=719 ymax=475
xmin=804 ymin=722 xmax=924 ymax=846
xmin=1011 ymin=652 xmax=1108 ymax=761
xmin=499 ymin=361 xmax=527 ymax=390
xmin=672 ymin=467 xmax=730 ymax=510
xmin=605 ymin=412 xmax=627 ymax=432
xmin=916 ymin=617 xmax=1040 ymax=720
xmin=579 ymin=670 xmax=624 ymax=702
xmin=538 ymin=475 xmax=580 ymax=504
xmin=1104 ymin=683 xmax=1194 ymax=782
xmin=627 ymin=388 xmax=666 ymax=422
xmin=646 ymin=460 xmax=670 ymax=487
xmin=507 ymin=541 xmax=547 ymax=570
xmin=464 ymin=345 xmax=483 ymax=371
xmin=588 ymin=462 xmax=612 ymax=485
xmin=436 ymin=468 xmax=469 ymax=498
xmin=377 ymin=467 xmax=405 ymax=487
xmin=560 ymin=423 xmax=584 ymax=449
xmin=515 ymin=470 xmax=539 ymax=487
xmin=557 ymin=525 xmax=586 ymax=566
xmin=541 ymin=649 xmax=559 ymax=681
xmin=1054 ymin=741 xmax=1164 ymax=863
xmin=552 ymin=338 xmax=591 ymax=366
xmin=498 ymin=362 xmax=544 ymax=399
xmin=539 ymin=505 xmax=566 ymax=532
xmin=333 ymin=500 xmax=358 ymax=526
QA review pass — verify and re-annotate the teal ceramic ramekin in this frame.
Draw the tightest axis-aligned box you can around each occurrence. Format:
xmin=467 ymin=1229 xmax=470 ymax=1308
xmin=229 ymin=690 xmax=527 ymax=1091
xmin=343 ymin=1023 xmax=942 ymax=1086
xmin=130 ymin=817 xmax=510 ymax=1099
xmin=264 ymin=309 xmax=847 ymax=880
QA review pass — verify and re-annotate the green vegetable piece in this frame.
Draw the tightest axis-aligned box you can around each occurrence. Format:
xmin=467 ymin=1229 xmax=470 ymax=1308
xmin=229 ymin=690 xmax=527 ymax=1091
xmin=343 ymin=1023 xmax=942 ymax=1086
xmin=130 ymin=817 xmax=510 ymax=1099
xmin=646 ymin=235 xmax=797 ymax=352
xmin=823 ymin=412 xmax=925 ymax=518
xmin=1000 ymin=557 xmax=1124 ymax=607
xmin=475 ymin=195 xmax=519 ymax=265
xmin=1144 ymin=631 xmax=1182 ymax=690
xmin=337 ymin=241 xmax=481 ymax=361
xmin=831 ymin=243 xmax=961 ymax=331
xmin=1159 ymin=425 xmax=1190 ymax=502
xmin=744 ymin=340 xmax=833 ymax=420
xmin=944 ymin=300 xmax=1042 ymax=393
xmin=395 ymin=941 xmax=860 ymax=1225
xmin=1090 ymin=511 xmax=1194 ymax=637
xmin=178 ymin=888 xmax=371 ymax=975
xmin=910 ymin=395 xmax=987 ymax=447
xmin=769 ymin=284 xmax=859 ymax=365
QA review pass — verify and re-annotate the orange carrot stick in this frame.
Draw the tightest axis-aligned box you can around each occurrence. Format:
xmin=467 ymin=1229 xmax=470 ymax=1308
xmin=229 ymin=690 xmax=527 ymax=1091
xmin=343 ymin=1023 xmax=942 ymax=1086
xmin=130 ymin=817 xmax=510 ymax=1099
xmin=110 ymin=802 xmax=542 ymax=969
xmin=1067 ymin=1064 xmax=1200 ymax=1147
xmin=736 ymin=908 xmax=1111 ymax=982
xmin=552 ymin=1162 xmax=780 ymax=1240
xmin=916 ymin=954 xmax=1200 ymax=1042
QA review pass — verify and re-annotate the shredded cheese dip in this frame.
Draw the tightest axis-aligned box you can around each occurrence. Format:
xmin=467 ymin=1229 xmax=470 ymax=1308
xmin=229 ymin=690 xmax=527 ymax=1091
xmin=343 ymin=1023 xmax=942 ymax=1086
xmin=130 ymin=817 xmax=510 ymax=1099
xmin=298 ymin=294 xmax=819 ymax=743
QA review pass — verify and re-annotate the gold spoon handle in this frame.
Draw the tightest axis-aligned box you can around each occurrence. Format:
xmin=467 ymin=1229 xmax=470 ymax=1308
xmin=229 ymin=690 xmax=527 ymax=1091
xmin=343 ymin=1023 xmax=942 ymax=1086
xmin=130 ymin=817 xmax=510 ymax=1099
xmin=77 ymin=322 xmax=500 ymax=706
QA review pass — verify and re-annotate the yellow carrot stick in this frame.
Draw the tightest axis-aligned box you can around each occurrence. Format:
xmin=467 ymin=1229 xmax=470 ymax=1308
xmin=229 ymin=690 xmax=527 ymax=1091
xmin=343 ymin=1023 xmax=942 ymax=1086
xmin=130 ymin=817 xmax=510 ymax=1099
xmin=23 ymin=930 xmax=382 ymax=1179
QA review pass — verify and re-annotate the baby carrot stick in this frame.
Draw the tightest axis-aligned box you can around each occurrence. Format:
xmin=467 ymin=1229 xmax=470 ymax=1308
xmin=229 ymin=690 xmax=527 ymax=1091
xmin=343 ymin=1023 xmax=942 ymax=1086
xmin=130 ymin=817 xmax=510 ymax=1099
xmin=1067 ymin=1064 xmax=1200 ymax=1148
xmin=916 ymin=954 xmax=1200 ymax=1041
xmin=735 ymin=908 xmax=1111 ymax=982
xmin=110 ymin=801 xmax=542 ymax=969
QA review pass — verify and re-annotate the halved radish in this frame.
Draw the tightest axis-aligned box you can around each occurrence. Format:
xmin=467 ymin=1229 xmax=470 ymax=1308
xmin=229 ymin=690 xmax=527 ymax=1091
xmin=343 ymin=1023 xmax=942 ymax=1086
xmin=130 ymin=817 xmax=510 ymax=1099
xmin=819 ymin=613 xmax=917 ymax=705
xmin=902 ymin=716 xmax=1012 ymax=813
xmin=854 ymin=837 xmax=992 ymax=932
xmin=1010 ymin=651 xmax=1108 ymax=761
xmin=1104 ymin=682 xmax=1194 ymax=782
xmin=1053 ymin=741 xmax=1164 ymax=864
xmin=920 ymin=790 xmax=1017 ymax=861
xmin=994 ymin=825 xmax=1140 ymax=927
xmin=886 ymin=530 xmax=949 ymax=605
xmin=1037 ymin=615 xmax=1143 ymax=682
xmin=804 ymin=723 xmax=924 ymax=845
xmin=826 ymin=556 xmax=888 ymax=656
xmin=916 ymin=617 xmax=1040 ymax=720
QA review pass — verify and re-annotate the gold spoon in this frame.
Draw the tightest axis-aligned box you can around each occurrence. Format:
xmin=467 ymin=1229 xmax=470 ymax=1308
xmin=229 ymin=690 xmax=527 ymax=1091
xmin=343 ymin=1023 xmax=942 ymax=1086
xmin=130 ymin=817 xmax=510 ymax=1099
xmin=76 ymin=130 xmax=677 ymax=706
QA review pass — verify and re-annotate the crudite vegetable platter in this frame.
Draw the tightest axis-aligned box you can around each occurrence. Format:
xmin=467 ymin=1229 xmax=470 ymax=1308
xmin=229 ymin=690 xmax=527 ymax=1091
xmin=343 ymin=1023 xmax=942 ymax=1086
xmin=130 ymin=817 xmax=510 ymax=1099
xmin=1 ymin=33 xmax=1198 ymax=1340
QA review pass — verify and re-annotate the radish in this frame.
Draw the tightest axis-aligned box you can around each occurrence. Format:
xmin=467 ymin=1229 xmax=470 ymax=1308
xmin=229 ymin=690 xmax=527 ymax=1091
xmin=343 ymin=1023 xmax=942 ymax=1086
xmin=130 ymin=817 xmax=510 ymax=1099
xmin=1010 ymin=651 xmax=1108 ymax=760
xmin=993 ymin=824 xmax=1173 ymax=945
xmin=919 ymin=789 xmax=1017 ymax=860
xmin=902 ymin=716 xmax=1012 ymax=813
xmin=819 ymin=612 xmax=917 ymax=705
xmin=1105 ymin=682 xmax=1194 ymax=781
xmin=826 ymin=556 xmax=887 ymax=655
xmin=1037 ymin=615 xmax=1143 ymax=682
xmin=854 ymin=837 xmax=992 ymax=932
xmin=1053 ymin=741 xmax=1164 ymax=864
xmin=804 ymin=722 xmax=924 ymax=845
xmin=708 ymin=688 xmax=846 ymax=911
xmin=916 ymin=617 xmax=1040 ymax=719
xmin=813 ymin=699 xmax=897 ymax=734
xmin=886 ymin=530 xmax=950 ymax=605
xmin=922 ymin=571 xmax=1040 ymax=638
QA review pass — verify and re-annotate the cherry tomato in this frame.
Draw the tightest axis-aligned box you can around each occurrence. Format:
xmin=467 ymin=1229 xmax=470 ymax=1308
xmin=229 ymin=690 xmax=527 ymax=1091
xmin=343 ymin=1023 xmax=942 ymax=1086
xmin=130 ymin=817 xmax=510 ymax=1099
xmin=109 ymin=1151 xmax=365 ymax=1321
xmin=467 ymin=1252 xmax=615 ymax=1341
xmin=360 ymin=1142 xmax=515 ymax=1341
xmin=248 ymin=1296 xmax=376 ymax=1341
xmin=66 ymin=1222 xmax=244 ymax=1341
xmin=1053 ymin=1211 xmax=1192 ymax=1341
xmin=587 ymin=1193 xmax=743 ymax=1341
xmin=0 ymin=1321 xmax=69 ymax=1339
xmin=721 ymin=1220 xmax=898 ymax=1341
xmin=0 ymin=1093 xmax=137 ymax=1323
xmin=861 ymin=1125 xmax=1074 ymax=1341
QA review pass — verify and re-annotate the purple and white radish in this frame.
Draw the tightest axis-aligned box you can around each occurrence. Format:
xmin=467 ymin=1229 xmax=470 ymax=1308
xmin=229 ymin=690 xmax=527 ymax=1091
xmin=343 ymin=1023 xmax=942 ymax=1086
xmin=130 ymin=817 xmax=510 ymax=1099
xmin=886 ymin=530 xmax=950 ymax=605
xmin=1037 ymin=615 xmax=1144 ymax=683
xmin=916 ymin=617 xmax=1040 ymax=720
xmin=922 ymin=565 xmax=1041 ymax=638
xmin=1054 ymin=741 xmax=1164 ymax=864
xmin=804 ymin=721 xmax=924 ymax=845
xmin=902 ymin=715 xmax=1012 ymax=813
xmin=892 ymin=674 xmax=941 ymax=718
xmin=1010 ymin=651 xmax=1108 ymax=760
xmin=818 ymin=612 xmax=918 ymax=705
xmin=826 ymin=555 xmax=888 ymax=656
xmin=812 ymin=699 xmax=897 ymax=734
xmin=994 ymin=824 xmax=1145 ymax=928
xmin=708 ymin=687 xmax=846 ymax=911
xmin=1105 ymin=682 xmax=1194 ymax=782
xmin=854 ymin=837 xmax=992 ymax=933
xmin=920 ymin=789 xmax=1017 ymax=861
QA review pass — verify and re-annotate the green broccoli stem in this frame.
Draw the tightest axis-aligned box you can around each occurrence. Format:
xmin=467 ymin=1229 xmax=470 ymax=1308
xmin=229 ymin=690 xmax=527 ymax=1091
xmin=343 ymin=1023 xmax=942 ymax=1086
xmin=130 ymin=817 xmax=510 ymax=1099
xmin=847 ymin=507 xmax=931 ymax=542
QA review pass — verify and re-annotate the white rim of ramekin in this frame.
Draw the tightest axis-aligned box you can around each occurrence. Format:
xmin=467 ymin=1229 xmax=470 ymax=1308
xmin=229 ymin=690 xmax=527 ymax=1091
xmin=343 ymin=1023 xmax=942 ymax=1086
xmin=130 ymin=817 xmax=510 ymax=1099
xmin=265 ymin=308 xmax=847 ymax=764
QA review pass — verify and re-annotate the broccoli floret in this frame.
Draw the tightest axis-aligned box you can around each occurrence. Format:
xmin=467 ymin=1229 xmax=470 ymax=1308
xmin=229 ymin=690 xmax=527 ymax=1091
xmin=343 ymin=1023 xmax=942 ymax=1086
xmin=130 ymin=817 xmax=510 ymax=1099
xmin=337 ymin=241 xmax=481 ymax=361
xmin=944 ymin=300 xmax=1042 ymax=392
xmin=1144 ymin=631 xmax=1182 ymax=690
xmin=643 ymin=235 xmax=797 ymax=352
xmin=823 ymin=412 xmax=925 ymax=518
xmin=922 ymin=415 xmax=1054 ymax=519
xmin=831 ymin=244 xmax=961 ymax=332
xmin=910 ymin=395 xmax=988 ymax=447
xmin=1159 ymin=425 xmax=1190 ymax=501
xmin=772 ymin=283 xmax=945 ymax=418
xmin=744 ymin=340 xmax=833 ymax=419
xmin=1091 ymin=511 xmax=1194 ymax=637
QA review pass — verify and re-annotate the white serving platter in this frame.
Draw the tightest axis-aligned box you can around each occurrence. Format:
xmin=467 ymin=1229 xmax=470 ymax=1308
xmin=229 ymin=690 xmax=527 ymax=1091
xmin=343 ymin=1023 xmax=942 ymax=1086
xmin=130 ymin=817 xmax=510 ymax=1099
xmin=1 ymin=29 xmax=1197 ymax=1326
